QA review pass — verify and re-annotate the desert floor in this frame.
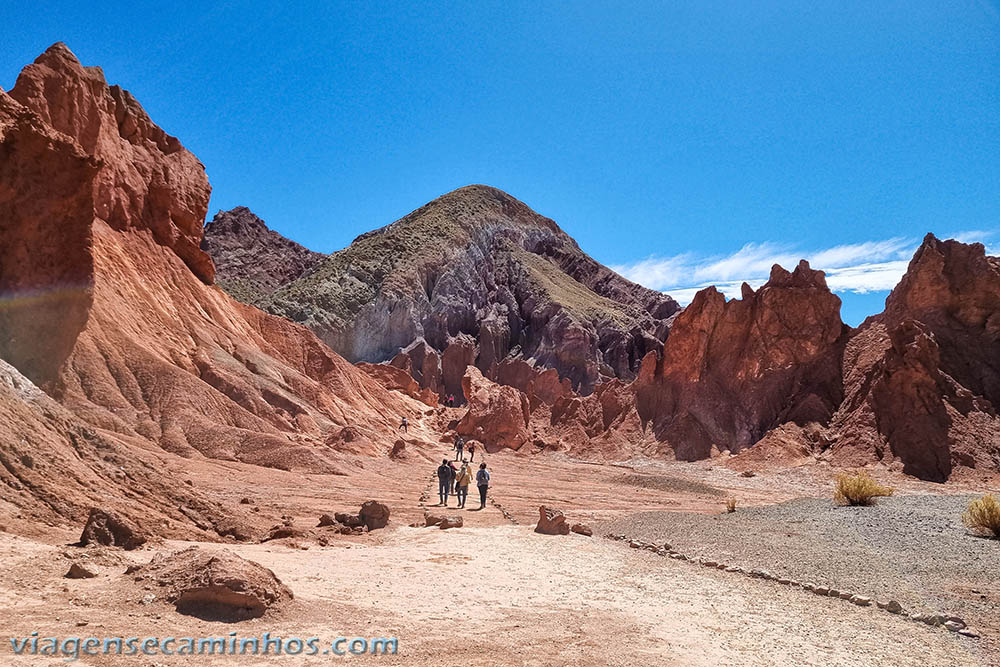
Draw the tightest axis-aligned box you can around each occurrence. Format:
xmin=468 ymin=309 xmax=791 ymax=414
xmin=1 ymin=429 xmax=998 ymax=666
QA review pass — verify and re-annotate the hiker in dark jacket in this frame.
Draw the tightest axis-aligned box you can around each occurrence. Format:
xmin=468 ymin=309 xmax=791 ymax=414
xmin=437 ymin=459 xmax=454 ymax=506
xmin=454 ymin=436 xmax=465 ymax=461
xmin=476 ymin=463 xmax=491 ymax=509
xmin=467 ymin=442 xmax=475 ymax=462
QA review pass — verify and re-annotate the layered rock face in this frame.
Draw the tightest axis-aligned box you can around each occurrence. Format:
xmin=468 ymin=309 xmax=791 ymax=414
xmin=242 ymin=185 xmax=678 ymax=398
xmin=635 ymin=261 xmax=848 ymax=460
xmin=201 ymin=206 xmax=323 ymax=304
xmin=0 ymin=357 xmax=229 ymax=538
xmin=829 ymin=235 xmax=1000 ymax=481
xmin=0 ymin=44 xmax=420 ymax=483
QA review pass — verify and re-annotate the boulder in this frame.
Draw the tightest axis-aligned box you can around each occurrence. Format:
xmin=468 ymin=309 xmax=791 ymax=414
xmin=79 ymin=509 xmax=147 ymax=550
xmin=317 ymin=514 xmax=337 ymax=527
xmin=534 ymin=506 xmax=570 ymax=535
xmin=132 ymin=546 xmax=292 ymax=621
xmin=359 ymin=501 xmax=390 ymax=530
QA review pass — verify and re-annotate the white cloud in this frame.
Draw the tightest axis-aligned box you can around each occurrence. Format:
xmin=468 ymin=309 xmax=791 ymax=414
xmin=611 ymin=236 xmax=919 ymax=305
xmin=613 ymin=230 xmax=1000 ymax=305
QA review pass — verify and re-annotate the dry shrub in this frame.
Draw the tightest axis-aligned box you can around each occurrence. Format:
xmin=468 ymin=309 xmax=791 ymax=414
xmin=963 ymin=494 xmax=1000 ymax=538
xmin=833 ymin=471 xmax=894 ymax=506
xmin=725 ymin=498 xmax=738 ymax=513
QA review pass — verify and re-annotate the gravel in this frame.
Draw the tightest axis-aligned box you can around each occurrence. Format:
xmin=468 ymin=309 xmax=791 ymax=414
xmin=597 ymin=494 xmax=999 ymax=637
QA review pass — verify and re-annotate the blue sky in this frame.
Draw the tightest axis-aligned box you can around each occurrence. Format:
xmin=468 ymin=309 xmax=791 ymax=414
xmin=2 ymin=2 xmax=998 ymax=325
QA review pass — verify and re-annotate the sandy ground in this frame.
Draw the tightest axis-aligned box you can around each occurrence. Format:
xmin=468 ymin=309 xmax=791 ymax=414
xmin=1 ymin=436 xmax=996 ymax=665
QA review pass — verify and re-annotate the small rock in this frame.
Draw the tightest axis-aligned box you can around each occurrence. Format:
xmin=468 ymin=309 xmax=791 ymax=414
xmin=438 ymin=516 xmax=463 ymax=530
xmin=670 ymin=553 xmax=684 ymax=560
xmin=703 ymin=560 xmax=718 ymax=568
xmin=957 ymin=628 xmax=980 ymax=639
xmin=724 ymin=566 xmax=742 ymax=573
xmin=802 ymin=583 xmax=815 ymax=591
xmin=944 ymin=621 xmax=964 ymax=632
xmin=850 ymin=596 xmax=872 ymax=607
xmin=814 ymin=586 xmax=829 ymax=595
xmin=886 ymin=600 xmax=903 ymax=614
xmin=839 ymin=591 xmax=853 ymax=600
xmin=317 ymin=514 xmax=338 ymax=527
xmin=334 ymin=512 xmax=363 ymax=528
xmin=65 ymin=563 xmax=97 ymax=579
xmin=828 ymin=589 xmax=840 ymax=598
xmin=570 ymin=523 xmax=593 ymax=537
xmin=628 ymin=540 xmax=641 ymax=549
xmin=777 ymin=578 xmax=791 ymax=585
xmin=239 ymin=498 xmax=252 ymax=505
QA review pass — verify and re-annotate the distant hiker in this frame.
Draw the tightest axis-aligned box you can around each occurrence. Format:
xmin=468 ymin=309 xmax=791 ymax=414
xmin=476 ymin=463 xmax=491 ymax=510
xmin=447 ymin=393 xmax=455 ymax=407
xmin=455 ymin=462 xmax=472 ymax=508
xmin=467 ymin=442 xmax=475 ymax=462
xmin=437 ymin=459 xmax=453 ymax=506
xmin=454 ymin=436 xmax=464 ymax=461
xmin=399 ymin=416 xmax=408 ymax=433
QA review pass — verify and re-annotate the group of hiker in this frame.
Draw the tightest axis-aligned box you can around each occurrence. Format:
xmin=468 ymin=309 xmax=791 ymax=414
xmin=436 ymin=457 xmax=490 ymax=509
xmin=396 ymin=413 xmax=492 ymax=509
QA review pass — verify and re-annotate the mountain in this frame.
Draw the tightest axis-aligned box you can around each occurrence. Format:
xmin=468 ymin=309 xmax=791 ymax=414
xmin=207 ymin=186 xmax=679 ymax=400
xmin=201 ymin=206 xmax=324 ymax=304
xmin=0 ymin=43 xmax=421 ymax=493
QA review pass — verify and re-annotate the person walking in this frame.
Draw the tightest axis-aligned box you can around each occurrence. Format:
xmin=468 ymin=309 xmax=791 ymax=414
xmin=476 ymin=462 xmax=490 ymax=510
xmin=399 ymin=416 xmax=408 ymax=433
xmin=454 ymin=436 xmax=464 ymax=461
xmin=437 ymin=459 xmax=453 ymax=506
xmin=467 ymin=441 xmax=475 ymax=462
xmin=455 ymin=462 xmax=472 ymax=508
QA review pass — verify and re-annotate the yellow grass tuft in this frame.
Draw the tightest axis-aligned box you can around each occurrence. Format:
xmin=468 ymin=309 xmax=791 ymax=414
xmin=962 ymin=494 xmax=1000 ymax=538
xmin=833 ymin=471 xmax=894 ymax=506
xmin=725 ymin=498 xmax=738 ymax=513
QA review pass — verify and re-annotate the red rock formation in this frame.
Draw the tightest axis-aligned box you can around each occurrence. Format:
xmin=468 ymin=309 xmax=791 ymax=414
xmin=635 ymin=261 xmax=848 ymax=460
xmin=829 ymin=235 xmax=1000 ymax=481
xmin=456 ymin=367 xmax=530 ymax=452
xmin=0 ymin=44 xmax=420 ymax=477
xmin=8 ymin=43 xmax=214 ymax=284
xmin=0 ymin=357 xmax=230 ymax=539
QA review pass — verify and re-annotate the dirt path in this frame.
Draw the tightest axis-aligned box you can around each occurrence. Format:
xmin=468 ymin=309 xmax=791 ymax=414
xmin=0 ymin=524 xmax=984 ymax=666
